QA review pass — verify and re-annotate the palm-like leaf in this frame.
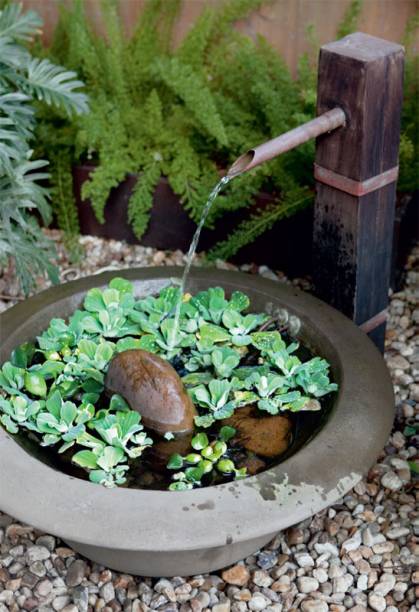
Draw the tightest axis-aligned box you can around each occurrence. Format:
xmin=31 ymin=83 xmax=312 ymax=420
xmin=0 ymin=4 xmax=88 ymax=294
xmin=15 ymin=57 xmax=88 ymax=116
xmin=0 ymin=4 xmax=41 ymax=41
xmin=0 ymin=89 xmax=34 ymax=137
xmin=0 ymin=155 xmax=50 ymax=223
xmin=0 ymin=36 xmax=30 ymax=68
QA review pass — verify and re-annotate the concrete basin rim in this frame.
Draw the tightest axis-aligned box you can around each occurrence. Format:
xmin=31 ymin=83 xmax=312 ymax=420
xmin=0 ymin=267 xmax=394 ymax=552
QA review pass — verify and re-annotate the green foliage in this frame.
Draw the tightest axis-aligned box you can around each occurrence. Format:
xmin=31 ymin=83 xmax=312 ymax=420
xmin=167 ymin=427 xmax=246 ymax=490
xmin=0 ymin=278 xmax=338 ymax=489
xmin=37 ymin=0 xmax=315 ymax=252
xmin=34 ymin=0 xmax=418 ymax=260
xmin=399 ymin=12 xmax=419 ymax=192
xmin=48 ymin=149 xmax=81 ymax=259
xmin=337 ymin=0 xmax=363 ymax=39
xmin=0 ymin=2 xmax=87 ymax=294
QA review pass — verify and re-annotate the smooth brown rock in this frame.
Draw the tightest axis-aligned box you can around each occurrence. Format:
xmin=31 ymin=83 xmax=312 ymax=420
xmin=221 ymin=564 xmax=250 ymax=586
xmin=105 ymin=349 xmax=197 ymax=435
xmin=222 ymin=406 xmax=291 ymax=458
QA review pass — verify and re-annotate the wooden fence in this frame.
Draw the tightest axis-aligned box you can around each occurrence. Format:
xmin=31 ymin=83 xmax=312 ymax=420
xmin=21 ymin=0 xmax=417 ymax=74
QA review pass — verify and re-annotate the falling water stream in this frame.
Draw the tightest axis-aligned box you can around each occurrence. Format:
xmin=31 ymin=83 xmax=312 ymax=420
xmin=170 ymin=175 xmax=231 ymax=346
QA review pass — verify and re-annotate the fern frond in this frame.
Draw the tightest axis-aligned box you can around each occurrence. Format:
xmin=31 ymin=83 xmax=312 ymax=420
xmin=208 ymin=191 xmax=313 ymax=261
xmin=81 ymin=155 xmax=131 ymax=223
xmin=63 ymin=0 xmax=105 ymax=89
xmin=158 ymin=0 xmax=181 ymax=54
xmin=176 ymin=7 xmax=215 ymax=71
xmin=337 ymin=0 xmax=362 ymax=39
xmin=212 ymin=0 xmax=270 ymax=41
xmin=127 ymin=0 xmax=165 ymax=95
xmin=48 ymin=150 xmax=82 ymax=261
xmin=101 ymin=0 xmax=130 ymax=110
xmin=128 ymin=162 xmax=161 ymax=239
xmin=140 ymin=89 xmax=164 ymax=141
xmin=399 ymin=12 xmax=419 ymax=192
xmin=155 ymin=57 xmax=228 ymax=146
xmin=49 ymin=150 xmax=79 ymax=235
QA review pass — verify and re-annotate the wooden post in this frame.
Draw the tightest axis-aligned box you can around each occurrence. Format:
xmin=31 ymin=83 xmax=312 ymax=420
xmin=313 ymin=32 xmax=404 ymax=352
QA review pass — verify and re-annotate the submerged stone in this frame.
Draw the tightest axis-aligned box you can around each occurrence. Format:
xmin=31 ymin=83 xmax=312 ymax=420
xmin=239 ymin=454 xmax=267 ymax=476
xmin=149 ymin=435 xmax=193 ymax=471
xmin=222 ymin=406 xmax=291 ymax=458
xmin=105 ymin=349 xmax=197 ymax=435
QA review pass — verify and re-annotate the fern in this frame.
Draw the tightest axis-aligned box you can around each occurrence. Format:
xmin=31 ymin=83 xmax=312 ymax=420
xmin=398 ymin=12 xmax=419 ymax=193
xmin=81 ymin=155 xmax=130 ymax=223
xmin=154 ymin=57 xmax=228 ymax=146
xmin=127 ymin=0 xmax=170 ymax=96
xmin=100 ymin=0 xmax=130 ymax=113
xmin=176 ymin=8 xmax=215 ymax=71
xmin=211 ymin=0 xmax=270 ymax=41
xmin=207 ymin=191 xmax=313 ymax=261
xmin=128 ymin=162 xmax=161 ymax=239
xmin=37 ymin=0 xmax=417 ymax=264
xmin=49 ymin=149 xmax=81 ymax=258
xmin=337 ymin=0 xmax=363 ymax=39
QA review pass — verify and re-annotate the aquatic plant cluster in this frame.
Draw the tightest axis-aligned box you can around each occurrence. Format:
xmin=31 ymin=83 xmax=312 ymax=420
xmin=0 ymin=279 xmax=337 ymax=490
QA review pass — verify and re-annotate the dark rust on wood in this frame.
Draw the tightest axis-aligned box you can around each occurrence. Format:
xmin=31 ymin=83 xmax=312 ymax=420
xmin=313 ymin=32 xmax=404 ymax=352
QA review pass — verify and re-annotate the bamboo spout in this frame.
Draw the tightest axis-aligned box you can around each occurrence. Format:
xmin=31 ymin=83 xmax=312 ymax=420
xmin=227 ymin=107 xmax=346 ymax=177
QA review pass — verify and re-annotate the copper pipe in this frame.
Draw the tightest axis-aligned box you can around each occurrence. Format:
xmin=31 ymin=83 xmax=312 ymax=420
xmin=227 ymin=107 xmax=346 ymax=177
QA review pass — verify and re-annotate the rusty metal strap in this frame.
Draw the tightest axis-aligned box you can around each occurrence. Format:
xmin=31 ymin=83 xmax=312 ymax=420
xmin=359 ymin=309 xmax=388 ymax=334
xmin=314 ymin=164 xmax=399 ymax=197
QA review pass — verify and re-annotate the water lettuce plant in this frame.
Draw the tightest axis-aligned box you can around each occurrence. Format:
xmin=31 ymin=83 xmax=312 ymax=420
xmin=0 ymin=278 xmax=338 ymax=490
xmin=167 ymin=427 xmax=245 ymax=490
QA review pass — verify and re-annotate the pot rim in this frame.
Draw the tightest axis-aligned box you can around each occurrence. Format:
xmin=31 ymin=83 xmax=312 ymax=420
xmin=0 ymin=267 xmax=394 ymax=553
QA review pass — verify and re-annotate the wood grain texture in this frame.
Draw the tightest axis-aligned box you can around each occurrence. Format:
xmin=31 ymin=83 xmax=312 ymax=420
xmin=21 ymin=0 xmax=417 ymax=75
xmin=313 ymin=33 xmax=404 ymax=352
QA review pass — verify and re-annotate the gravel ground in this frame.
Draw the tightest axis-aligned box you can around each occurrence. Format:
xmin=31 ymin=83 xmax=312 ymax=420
xmin=0 ymin=231 xmax=417 ymax=612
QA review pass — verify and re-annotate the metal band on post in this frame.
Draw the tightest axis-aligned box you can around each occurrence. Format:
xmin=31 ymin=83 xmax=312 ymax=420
xmin=359 ymin=309 xmax=388 ymax=334
xmin=314 ymin=164 xmax=399 ymax=197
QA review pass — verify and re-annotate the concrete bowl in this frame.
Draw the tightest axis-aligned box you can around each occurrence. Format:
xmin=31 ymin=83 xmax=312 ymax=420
xmin=0 ymin=267 xmax=394 ymax=576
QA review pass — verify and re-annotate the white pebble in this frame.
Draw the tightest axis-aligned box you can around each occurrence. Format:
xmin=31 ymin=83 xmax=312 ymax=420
xmin=312 ymin=569 xmax=328 ymax=584
xmin=342 ymin=531 xmax=362 ymax=552
xmin=368 ymin=593 xmax=386 ymax=612
xmin=357 ymin=575 xmax=368 ymax=590
xmin=314 ymin=542 xmax=339 ymax=557
xmin=374 ymin=573 xmax=396 ymax=596
xmin=294 ymin=552 xmax=314 ymax=568
xmin=381 ymin=471 xmax=403 ymax=491
xmin=248 ymin=593 xmax=270 ymax=611
xmin=386 ymin=527 xmax=410 ymax=539
xmin=297 ymin=577 xmax=319 ymax=593
xmin=300 ymin=600 xmax=328 ymax=612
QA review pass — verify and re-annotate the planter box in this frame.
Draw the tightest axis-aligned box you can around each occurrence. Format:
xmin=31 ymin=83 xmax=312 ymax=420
xmin=73 ymin=164 xmax=313 ymax=278
xmin=73 ymin=165 xmax=417 ymax=285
